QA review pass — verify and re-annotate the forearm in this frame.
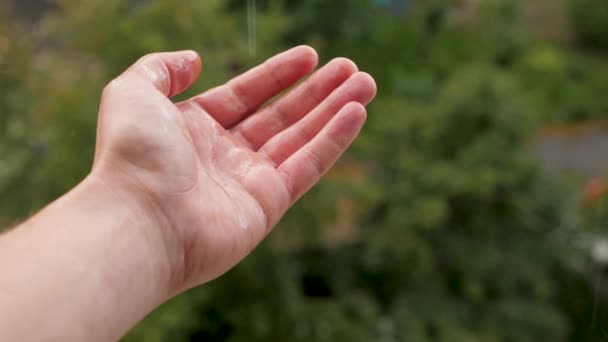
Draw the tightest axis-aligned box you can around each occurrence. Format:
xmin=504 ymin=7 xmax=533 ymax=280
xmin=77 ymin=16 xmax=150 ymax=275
xmin=0 ymin=175 xmax=176 ymax=341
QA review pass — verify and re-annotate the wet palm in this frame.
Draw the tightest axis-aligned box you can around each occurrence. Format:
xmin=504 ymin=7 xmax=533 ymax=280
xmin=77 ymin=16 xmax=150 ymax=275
xmin=92 ymin=47 xmax=376 ymax=292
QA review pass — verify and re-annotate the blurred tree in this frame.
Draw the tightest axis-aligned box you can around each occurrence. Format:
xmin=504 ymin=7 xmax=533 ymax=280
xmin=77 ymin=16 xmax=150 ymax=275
xmin=515 ymin=44 xmax=608 ymax=123
xmin=0 ymin=0 xmax=606 ymax=341
xmin=570 ymin=0 xmax=608 ymax=53
xmin=0 ymin=4 xmax=46 ymax=224
xmin=359 ymin=68 xmax=571 ymax=341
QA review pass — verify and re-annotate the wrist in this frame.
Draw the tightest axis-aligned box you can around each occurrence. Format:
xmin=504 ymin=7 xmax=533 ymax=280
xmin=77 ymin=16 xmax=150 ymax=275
xmin=84 ymin=171 xmax=186 ymax=295
xmin=0 ymin=174 xmax=182 ymax=341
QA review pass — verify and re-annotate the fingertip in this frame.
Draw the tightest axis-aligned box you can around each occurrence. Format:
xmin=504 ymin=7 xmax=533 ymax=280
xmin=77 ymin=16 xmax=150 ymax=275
xmin=183 ymin=50 xmax=202 ymax=76
xmin=295 ymin=45 xmax=319 ymax=67
xmin=343 ymin=101 xmax=367 ymax=127
xmin=344 ymin=101 xmax=366 ymax=116
xmin=327 ymin=102 xmax=367 ymax=148
xmin=170 ymin=50 xmax=202 ymax=96
xmin=348 ymin=72 xmax=377 ymax=104
xmin=330 ymin=57 xmax=359 ymax=75
xmin=181 ymin=49 xmax=200 ymax=61
xmin=287 ymin=45 xmax=319 ymax=74
xmin=359 ymin=72 xmax=377 ymax=97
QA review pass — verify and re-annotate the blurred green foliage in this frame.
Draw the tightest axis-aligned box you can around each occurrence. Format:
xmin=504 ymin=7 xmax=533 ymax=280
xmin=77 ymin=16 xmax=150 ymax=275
xmin=1 ymin=0 xmax=607 ymax=340
xmin=570 ymin=0 xmax=608 ymax=52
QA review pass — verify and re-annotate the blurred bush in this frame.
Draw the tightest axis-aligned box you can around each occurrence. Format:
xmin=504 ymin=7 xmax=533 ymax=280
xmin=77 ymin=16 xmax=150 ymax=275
xmin=570 ymin=0 xmax=608 ymax=52
xmin=0 ymin=0 xmax=606 ymax=340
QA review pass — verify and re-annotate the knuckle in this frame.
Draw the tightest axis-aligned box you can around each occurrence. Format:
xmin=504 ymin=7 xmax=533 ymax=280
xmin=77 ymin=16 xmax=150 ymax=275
xmin=306 ymin=149 xmax=325 ymax=175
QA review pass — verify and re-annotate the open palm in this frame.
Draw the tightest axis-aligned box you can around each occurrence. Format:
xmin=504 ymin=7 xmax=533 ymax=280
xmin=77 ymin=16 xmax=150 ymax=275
xmin=93 ymin=46 xmax=376 ymax=292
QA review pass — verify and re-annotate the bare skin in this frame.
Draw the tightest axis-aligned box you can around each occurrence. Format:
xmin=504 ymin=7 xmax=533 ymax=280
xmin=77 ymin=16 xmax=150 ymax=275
xmin=0 ymin=46 xmax=376 ymax=341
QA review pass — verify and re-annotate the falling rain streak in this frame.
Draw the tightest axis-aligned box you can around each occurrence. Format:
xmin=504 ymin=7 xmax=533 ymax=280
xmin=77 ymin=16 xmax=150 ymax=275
xmin=247 ymin=0 xmax=256 ymax=56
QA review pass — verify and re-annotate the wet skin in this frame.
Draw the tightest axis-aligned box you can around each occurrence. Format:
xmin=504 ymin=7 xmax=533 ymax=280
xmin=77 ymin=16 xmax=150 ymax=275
xmin=94 ymin=46 xmax=377 ymax=291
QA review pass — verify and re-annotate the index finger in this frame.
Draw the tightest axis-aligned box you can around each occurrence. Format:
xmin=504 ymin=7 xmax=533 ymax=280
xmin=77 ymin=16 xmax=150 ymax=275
xmin=187 ymin=46 xmax=318 ymax=128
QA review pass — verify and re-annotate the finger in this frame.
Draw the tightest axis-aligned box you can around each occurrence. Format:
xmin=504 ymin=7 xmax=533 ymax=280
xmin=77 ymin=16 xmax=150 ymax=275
xmin=278 ymin=102 xmax=367 ymax=204
xmin=259 ymin=72 xmax=376 ymax=166
xmin=116 ymin=51 xmax=202 ymax=98
xmin=188 ymin=45 xmax=318 ymax=128
xmin=231 ymin=57 xmax=359 ymax=150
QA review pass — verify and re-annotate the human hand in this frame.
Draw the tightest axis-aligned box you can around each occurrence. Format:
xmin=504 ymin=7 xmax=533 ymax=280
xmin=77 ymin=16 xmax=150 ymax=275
xmin=91 ymin=46 xmax=376 ymax=293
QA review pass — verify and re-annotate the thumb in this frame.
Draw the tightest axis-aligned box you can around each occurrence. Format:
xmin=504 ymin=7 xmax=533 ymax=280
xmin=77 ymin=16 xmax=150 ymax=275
xmin=116 ymin=50 xmax=202 ymax=98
